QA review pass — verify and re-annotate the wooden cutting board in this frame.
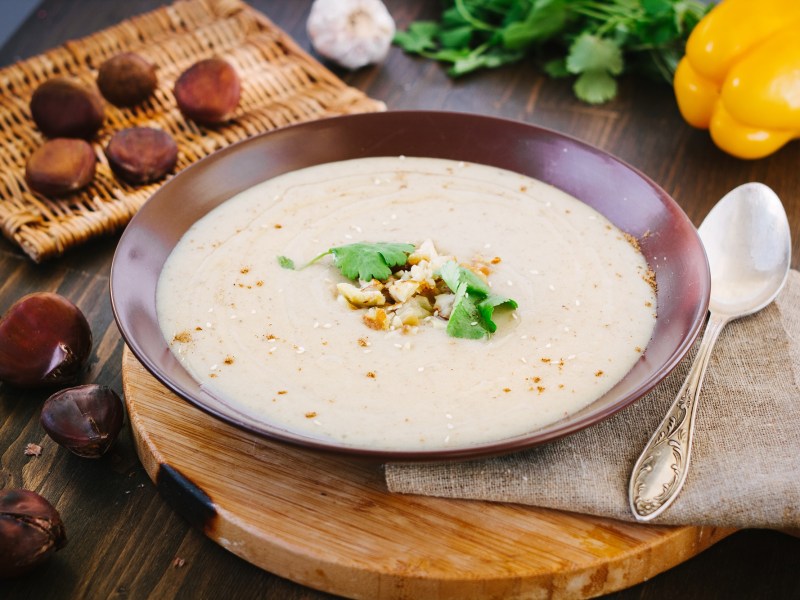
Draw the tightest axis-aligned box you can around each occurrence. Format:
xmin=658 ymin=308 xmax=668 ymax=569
xmin=121 ymin=347 xmax=732 ymax=599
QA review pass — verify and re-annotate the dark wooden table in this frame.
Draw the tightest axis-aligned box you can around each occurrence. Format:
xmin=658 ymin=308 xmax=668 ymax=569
xmin=1 ymin=1 xmax=799 ymax=598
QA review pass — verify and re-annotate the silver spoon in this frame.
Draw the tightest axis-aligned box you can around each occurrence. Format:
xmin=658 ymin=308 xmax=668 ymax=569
xmin=629 ymin=182 xmax=791 ymax=522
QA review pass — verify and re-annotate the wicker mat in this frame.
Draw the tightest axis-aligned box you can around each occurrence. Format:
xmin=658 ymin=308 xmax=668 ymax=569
xmin=0 ymin=0 xmax=385 ymax=262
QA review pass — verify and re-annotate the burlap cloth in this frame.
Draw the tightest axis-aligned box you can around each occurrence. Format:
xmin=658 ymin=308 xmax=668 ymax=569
xmin=385 ymin=271 xmax=800 ymax=529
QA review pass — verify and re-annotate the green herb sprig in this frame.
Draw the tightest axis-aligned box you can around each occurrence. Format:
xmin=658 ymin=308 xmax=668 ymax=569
xmin=393 ymin=0 xmax=710 ymax=104
xmin=278 ymin=242 xmax=415 ymax=281
xmin=440 ymin=260 xmax=518 ymax=339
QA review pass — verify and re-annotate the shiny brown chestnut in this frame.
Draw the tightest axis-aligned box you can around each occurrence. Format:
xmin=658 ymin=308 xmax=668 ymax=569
xmin=105 ymin=127 xmax=178 ymax=185
xmin=97 ymin=52 xmax=157 ymax=107
xmin=0 ymin=489 xmax=67 ymax=578
xmin=173 ymin=57 xmax=240 ymax=124
xmin=30 ymin=77 xmax=105 ymax=139
xmin=25 ymin=138 xmax=97 ymax=196
xmin=0 ymin=292 xmax=92 ymax=388
xmin=41 ymin=384 xmax=124 ymax=458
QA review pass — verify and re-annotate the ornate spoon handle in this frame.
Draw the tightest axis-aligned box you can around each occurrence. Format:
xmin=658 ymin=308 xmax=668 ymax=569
xmin=629 ymin=312 xmax=729 ymax=521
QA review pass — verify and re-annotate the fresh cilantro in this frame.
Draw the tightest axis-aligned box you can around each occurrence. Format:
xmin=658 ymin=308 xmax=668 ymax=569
xmin=277 ymin=255 xmax=295 ymax=270
xmin=394 ymin=0 xmax=710 ymax=104
xmin=293 ymin=242 xmax=415 ymax=281
xmin=329 ymin=242 xmax=415 ymax=280
xmin=440 ymin=260 xmax=517 ymax=339
xmin=446 ymin=282 xmax=487 ymax=339
xmin=477 ymin=293 xmax=519 ymax=333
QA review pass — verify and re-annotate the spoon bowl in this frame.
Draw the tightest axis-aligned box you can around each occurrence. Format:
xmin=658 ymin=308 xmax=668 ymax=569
xmin=629 ymin=182 xmax=791 ymax=521
xmin=701 ymin=183 xmax=791 ymax=318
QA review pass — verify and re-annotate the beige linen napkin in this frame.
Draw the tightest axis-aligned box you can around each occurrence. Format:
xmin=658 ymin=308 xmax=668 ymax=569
xmin=385 ymin=271 xmax=800 ymax=529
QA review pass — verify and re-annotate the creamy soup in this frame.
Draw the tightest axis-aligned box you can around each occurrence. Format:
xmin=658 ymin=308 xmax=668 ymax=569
xmin=156 ymin=156 xmax=657 ymax=451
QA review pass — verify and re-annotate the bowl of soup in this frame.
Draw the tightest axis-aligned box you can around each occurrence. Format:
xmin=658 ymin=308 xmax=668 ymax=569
xmin=110 ymin=111 xmax=710 ymax=460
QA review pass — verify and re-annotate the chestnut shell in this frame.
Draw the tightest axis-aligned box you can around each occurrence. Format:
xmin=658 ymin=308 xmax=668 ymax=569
xmin=41 ymin=384 xmax=124 ymax=458
xmin=0 ymin=292 xmax=92 ymax=388
xmin=173 ymin=58 xmax=240 ymax=124
xmin=25 ymin=138 xmax=97 ymax=196
xmin=105 ymin=127 xmax=178 ymax=185
xmin=0 ymin=489 xmax=67 ymax=578
xmin=30 ymin=77 xmax=105 ymax=139
xmin=97 ymin=52 xmax=157 ymax=107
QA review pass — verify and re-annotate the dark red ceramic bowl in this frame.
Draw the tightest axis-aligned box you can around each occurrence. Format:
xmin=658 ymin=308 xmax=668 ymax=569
xmin=110 ymin=111 xmax=710 ymax=461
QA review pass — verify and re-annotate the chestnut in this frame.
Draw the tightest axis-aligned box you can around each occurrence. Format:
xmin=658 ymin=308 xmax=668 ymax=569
xmin=97 ymin=52 xmax=157 ymax=107
xmin=0 ymin=489 xmax=67 ymax=578
xmin=105 ymin=127 xmax=178 ymax=184
xmin=0 ymin=292 xmax=92 ymax=388
xmin=29 ymin=77 xmax=105 ymax=139
xmin=25 ymin=138 xmax=97 ymax=196
xmin=41 ymin=384 xmax=124 ymax=458
xmin=173 ymin=57 xmax=240 ymax=124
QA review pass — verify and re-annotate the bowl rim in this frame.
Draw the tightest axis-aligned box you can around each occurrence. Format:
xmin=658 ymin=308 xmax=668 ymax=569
xmin=111 ymin=110 xmax=710 ymax=461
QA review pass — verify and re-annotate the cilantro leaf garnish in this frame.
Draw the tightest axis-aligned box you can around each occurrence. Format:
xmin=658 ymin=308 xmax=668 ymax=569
xmin=329 ymin=242 xmax=415 ymax=281
xmin=440 ymin=260 xmax=517 ymax=339
xmin=277 ymin=255 xmax=295 ymax=270
xmin=446 ymin=282 xmax=487 ymax=340
xmin=478 ymin=293 xmax=519 ymax=334
xmin=288 ymin=242 xmax=414 ymax=281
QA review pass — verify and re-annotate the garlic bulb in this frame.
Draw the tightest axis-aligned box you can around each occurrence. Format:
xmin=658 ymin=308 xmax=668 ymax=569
xmin=307 ymin=0 xmax=396 ymax=70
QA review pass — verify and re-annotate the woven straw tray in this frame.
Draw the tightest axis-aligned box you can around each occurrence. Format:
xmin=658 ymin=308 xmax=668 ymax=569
xmin=0 ymin=0 xmax=384 ymax=262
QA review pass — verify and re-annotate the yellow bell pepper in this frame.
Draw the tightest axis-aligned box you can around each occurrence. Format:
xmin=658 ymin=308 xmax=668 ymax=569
xmin=674 ymin=0 xmax=800 ymax=159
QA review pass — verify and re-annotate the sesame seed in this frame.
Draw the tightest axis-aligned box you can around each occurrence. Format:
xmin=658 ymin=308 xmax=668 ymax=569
xmin=575 ymin=299 xmax=581 ymax=306
xmin=529 ymin=269 xmax=539 ymax=275
xmin=548 ymin=284 xmax=555 ymax=291
xmin=520 ymin=334 xmax=528 ymax=339
xmin=507 ymin=280 xmax=513 ymax=286
xmin=206 ymin=322 xmax=212 ymax=327
xmin=344 ymin=234 xmax=352 ymax=239
xmin=444 ymin=435 xmax=450 ymax=443
xmin=322 ymin=323 xmax=332 ymax=329
xmin=447 ymin=424 xmax=454 ymax=430
xmin=391 ymin=214 xmax=397 ymax=220
xmin=296 ymin=347 xmax=305 ymax=354
xmin=268 ymin=346 xmax=277 ymax=353
xmin=484 ymin=243 xmax=491 ymax=249
xmin=470 ymin=321 xmax=478 ymax=326
xmin=520 ymin=357 xmax=527 ymax=363
xmin=418 ymin=366 xmax=425 ymax=372
xmin=209 ymin=364 xmax=218 ymax=370
xmin=445 ymin=413 xmax=453 ymax=419
xmin=511 ymin=312 xmax=519 ymax=320
xmin=394 ymin=343 xmax=403 ymax=348
xmin=313 ymin=322 xmax=320 ymax=329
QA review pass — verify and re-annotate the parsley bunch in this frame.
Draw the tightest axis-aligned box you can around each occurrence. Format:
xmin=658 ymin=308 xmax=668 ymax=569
xmin=394 ymin=0 xmax=710 ymax=104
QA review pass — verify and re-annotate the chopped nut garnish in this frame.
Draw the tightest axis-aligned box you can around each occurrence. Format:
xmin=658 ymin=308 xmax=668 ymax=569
xmin=172 ymin=557 xmax=186 ymax=568
xmin=595 ymin=370 xmax=605 ymax=377
xmin=223 ymin=356 xmax=234 ymax=365
xmin=173 ymin=331 xmax=192 ymax=343
xmin=277 ymin=390 xmax=288 ymax=395
xmin=366 ymin=371 xmax=376 ymax=378
xmin=305 ymin=411 xmax=318 ymax=419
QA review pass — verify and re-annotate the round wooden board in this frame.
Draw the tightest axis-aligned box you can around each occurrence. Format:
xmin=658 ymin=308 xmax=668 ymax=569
xmin=122 ymin=347 xmax=732 ymax=599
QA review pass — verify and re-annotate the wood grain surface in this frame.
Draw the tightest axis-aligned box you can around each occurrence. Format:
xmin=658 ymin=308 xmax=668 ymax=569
xmin=122 ymin=347 xmax=732 ymax=599
xmin=2 ymin=1 xmax=800 ymax=599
